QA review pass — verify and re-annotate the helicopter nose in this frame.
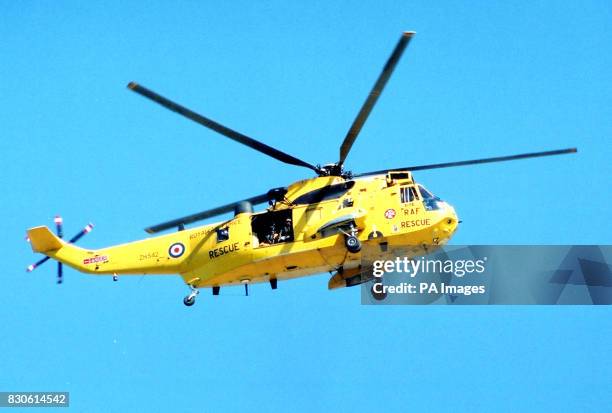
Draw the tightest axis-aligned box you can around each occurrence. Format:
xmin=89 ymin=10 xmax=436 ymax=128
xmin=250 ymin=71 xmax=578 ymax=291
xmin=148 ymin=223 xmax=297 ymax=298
xmin=445 ymin=215 xmax=458 ymax=234
xmin=440 ymin=204 xmax=459 ymax=237
xmin=449 ymin=212 xmax=459 ymax=233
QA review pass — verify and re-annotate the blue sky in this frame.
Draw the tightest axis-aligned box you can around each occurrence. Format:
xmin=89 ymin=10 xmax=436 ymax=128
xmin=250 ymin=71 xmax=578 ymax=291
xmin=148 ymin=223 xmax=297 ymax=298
xmin=1 ymin=1 xmax=611 ymax=411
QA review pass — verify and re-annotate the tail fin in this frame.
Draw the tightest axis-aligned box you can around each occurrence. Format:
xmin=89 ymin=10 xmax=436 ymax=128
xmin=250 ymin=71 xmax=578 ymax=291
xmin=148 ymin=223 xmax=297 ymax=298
xmin=27 ymin=226 xmax=64 ymax=253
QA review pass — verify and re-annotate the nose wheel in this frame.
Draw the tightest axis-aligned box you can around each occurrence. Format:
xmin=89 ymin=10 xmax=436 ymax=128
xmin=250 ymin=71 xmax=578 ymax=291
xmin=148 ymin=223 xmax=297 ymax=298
xmin=183 ymin=285 xmax=199 ymax=307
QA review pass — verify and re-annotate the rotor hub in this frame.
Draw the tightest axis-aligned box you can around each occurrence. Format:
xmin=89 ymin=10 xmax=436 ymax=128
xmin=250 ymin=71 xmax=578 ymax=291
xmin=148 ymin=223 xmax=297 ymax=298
xmin=317 ymin=163 xmax=352 ymax=178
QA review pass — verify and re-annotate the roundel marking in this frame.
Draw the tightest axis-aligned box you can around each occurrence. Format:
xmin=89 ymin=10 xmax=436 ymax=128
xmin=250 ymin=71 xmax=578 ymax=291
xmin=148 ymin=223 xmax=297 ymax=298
xmin=169 ymin=242 xmax=185 ymax=258
xmin=384 ymin=209 xmax=396 ymax=219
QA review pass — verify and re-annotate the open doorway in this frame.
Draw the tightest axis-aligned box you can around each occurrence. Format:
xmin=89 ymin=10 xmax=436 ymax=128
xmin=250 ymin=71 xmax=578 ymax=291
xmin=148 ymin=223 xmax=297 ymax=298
xmin=251 ymin=209 xmax=294 ymax=247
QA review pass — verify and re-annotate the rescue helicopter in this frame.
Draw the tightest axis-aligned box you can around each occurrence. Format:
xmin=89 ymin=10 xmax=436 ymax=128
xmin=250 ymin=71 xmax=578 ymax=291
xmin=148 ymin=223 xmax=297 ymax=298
xmin=26 ymin=32 xmax=577 ymax=306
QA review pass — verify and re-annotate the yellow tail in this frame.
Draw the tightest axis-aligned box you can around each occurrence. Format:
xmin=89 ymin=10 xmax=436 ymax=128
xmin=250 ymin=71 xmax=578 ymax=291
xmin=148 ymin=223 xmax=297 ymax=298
xmin=28 ymin=226 xmax=64 ymax=253
xmin=27 ymin=226 xmax=103 ymax=274
xmin=27 ymin=225 xmax=187 ymax=275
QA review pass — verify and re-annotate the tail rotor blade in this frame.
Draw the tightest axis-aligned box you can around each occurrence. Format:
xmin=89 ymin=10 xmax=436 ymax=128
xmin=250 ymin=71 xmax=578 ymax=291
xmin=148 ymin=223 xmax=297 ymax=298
xmin=26 ymin=256 xmax=51 ymax=272
xmin=54 ymin=215 xmax=63 ymax=239
xmin=54 ymin=216 xmax=64 ymax=284
xmin=68 ymin=223 xmax=94 ymax=243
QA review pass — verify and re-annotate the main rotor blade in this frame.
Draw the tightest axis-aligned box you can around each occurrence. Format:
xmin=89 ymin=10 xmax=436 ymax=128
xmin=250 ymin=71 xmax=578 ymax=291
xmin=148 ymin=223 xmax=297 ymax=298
xmin=127 ymin=82 xmax=320 ymax=173
xmin=145 ymin=193 xmax=270 ymax=234
xmin=354 ymin=148 xmax=577 ymax=177
xmin=338 ymin=31 xmax=415 ymax=166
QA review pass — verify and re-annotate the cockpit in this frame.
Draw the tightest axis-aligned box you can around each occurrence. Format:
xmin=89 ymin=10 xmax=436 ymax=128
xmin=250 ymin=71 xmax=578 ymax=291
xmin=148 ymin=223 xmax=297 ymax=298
xmin=400 ymin=184 xmax=445 ymax=211
xmin=417 ymin=185 xmax=445 ymax=211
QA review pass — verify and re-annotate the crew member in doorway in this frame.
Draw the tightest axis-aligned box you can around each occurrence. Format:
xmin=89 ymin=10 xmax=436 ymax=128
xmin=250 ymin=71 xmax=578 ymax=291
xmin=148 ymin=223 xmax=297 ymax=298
xmin=278 ymin=217 xmax=293 ymax=242
xmin=265 ymin=223 xmax=277 ymax=244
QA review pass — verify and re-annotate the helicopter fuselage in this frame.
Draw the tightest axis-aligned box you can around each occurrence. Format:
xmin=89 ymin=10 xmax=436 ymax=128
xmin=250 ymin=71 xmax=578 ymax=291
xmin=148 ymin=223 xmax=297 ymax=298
xmin=27 ymin=171 xmax=459 ymax=291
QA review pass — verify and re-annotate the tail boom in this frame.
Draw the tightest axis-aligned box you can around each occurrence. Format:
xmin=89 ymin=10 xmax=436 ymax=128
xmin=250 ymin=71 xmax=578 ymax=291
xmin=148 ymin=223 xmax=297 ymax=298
xmin=26 ymin=226 xmax=186 ymax=275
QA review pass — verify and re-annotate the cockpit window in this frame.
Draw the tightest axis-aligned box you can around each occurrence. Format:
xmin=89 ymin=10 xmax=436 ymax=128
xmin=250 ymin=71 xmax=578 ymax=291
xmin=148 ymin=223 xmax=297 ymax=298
xmin=418 ymin=185 xmax=443 ymax=211
xmin=292 ymin=181 xmax=355 ymax=205
xmin=418 ymin=185 xmax=437 ymax=200
xmin=400 ymin=186 xmax=419 ymax=203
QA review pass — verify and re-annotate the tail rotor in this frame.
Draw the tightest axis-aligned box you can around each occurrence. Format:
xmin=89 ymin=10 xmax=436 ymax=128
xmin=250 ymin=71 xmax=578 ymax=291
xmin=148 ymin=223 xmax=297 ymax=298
xmin=26 ymin=216 xmax=94 ymax=284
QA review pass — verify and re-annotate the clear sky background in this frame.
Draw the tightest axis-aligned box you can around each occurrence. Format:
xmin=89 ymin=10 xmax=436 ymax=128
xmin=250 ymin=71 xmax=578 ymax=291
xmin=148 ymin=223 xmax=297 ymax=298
xmin=1 ymin=1 xmax=611 ymax=411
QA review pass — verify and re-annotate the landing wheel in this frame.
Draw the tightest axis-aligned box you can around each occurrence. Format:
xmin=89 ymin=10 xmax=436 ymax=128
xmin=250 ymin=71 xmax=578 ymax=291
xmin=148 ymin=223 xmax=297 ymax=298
xmin=183 ymin=285 xmax=199 ymax=307
xmin=345 ymin=235 xmax=361 ymax=253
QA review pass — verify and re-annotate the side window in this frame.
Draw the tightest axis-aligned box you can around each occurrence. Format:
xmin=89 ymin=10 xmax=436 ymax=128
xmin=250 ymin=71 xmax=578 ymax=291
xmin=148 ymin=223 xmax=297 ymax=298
xmin=400 ymin=186 xmax=419 ymax=203
xmin=216 ymin=227 xmax=229 ymax=243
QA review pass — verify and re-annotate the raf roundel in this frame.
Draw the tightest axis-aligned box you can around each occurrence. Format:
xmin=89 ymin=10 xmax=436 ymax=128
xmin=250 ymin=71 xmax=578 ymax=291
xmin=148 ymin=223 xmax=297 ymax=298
xmin=384 ymin=209 xmax=396 ymax=219
xmin=168 ymin=242 xmax=185 ymax=258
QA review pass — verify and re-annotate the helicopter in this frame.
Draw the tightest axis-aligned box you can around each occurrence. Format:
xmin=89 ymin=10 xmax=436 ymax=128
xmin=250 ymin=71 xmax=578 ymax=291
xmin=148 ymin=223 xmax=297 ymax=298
xmin=26 ymin=31 xmax=576 ymax=306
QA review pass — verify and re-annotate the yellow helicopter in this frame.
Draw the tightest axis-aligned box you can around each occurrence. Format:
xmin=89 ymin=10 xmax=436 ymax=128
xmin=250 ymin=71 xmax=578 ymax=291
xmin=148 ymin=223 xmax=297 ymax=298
xmin=26 ymin=32 xmax=576 ymax=306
